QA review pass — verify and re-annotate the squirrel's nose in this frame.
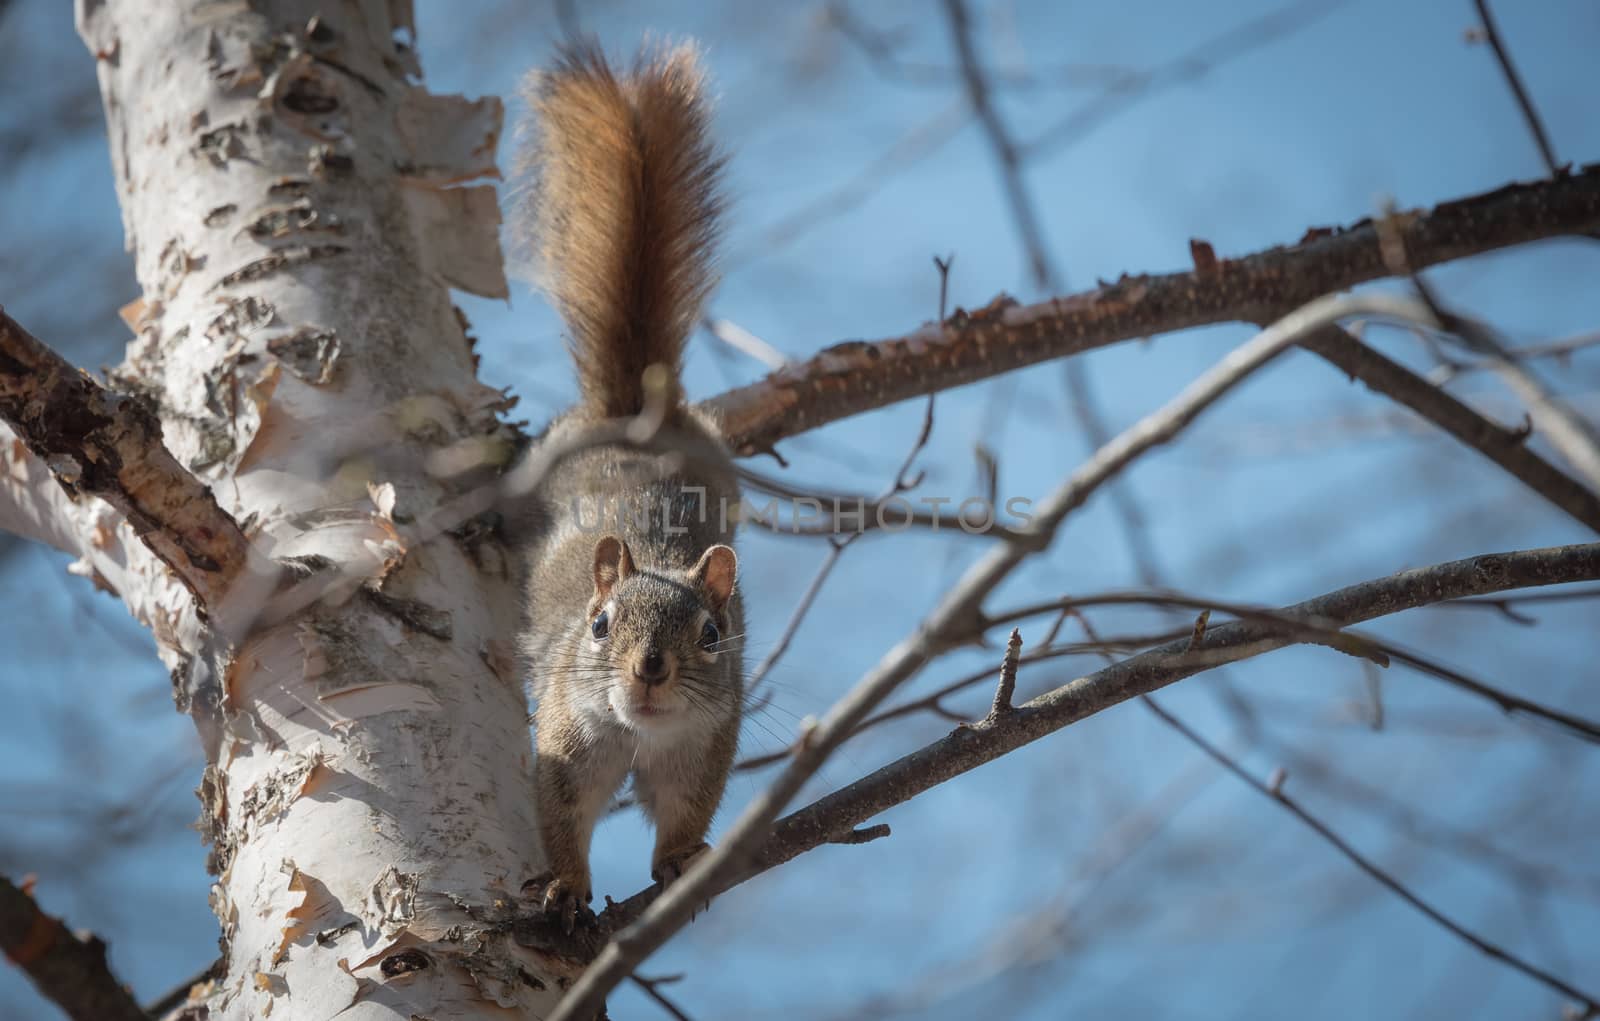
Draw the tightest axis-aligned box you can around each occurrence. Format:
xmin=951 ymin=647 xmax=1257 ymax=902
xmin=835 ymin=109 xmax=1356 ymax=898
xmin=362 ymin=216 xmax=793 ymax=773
xmin=637 ymin=649 xmax=669 ymax=685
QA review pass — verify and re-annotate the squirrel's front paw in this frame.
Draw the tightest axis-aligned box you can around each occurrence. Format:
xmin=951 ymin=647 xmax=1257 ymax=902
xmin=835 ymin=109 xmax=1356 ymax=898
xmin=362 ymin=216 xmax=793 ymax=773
xmin=522 ymin=871 xmax=592 ymax=934
xmin=651 ymin=842 xmax=710 ymax=887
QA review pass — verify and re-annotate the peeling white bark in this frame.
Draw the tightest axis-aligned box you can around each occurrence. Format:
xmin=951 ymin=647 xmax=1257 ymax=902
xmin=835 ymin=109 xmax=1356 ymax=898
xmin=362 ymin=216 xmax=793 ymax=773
xmin=0 ymin=422 xmax=196 ymax=666
xmin=69 ymin=0 xmax=559 ymax=1016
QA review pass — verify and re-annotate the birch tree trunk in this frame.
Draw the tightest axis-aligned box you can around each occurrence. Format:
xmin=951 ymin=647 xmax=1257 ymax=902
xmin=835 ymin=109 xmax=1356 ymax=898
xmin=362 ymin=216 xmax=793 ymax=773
xmin=69 ymin=0 xmax=565 ymax=1015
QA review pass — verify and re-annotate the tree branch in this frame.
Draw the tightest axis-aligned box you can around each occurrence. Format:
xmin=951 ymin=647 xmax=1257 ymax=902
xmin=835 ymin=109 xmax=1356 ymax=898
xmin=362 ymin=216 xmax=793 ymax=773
xmin=738 ymin=576 xmax=1600 ymax=773
xmin=1469 ymin=0 xmax=1560 ymax=175
xmin=0 ymin=875 xmax=145 ymax=1021
xmin=973 ymin=590 xmax=1600 ymax=741
xmin=1023 ymin=0 xmax=1348 ymax=160
xmin=1300 ymin=325 xmax=1600 ymax=532
xmin=1395 ymin=269 xmax=1600 ymax=491
xmin=942 ymin=0 xmax=1056 ymax=289
xmin=703 ymin=166 xmax=1600 ymax=457
xmin=588 ymin=541 xmax=1600 ymax=935
xmin=0 ymin=307 xmax=252 ymax=609
xmin=630 ymin=973 xmax=696 ymax=1021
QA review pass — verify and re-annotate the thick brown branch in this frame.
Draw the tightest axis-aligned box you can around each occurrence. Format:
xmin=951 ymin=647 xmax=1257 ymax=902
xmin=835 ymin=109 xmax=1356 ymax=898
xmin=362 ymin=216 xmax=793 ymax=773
xmin=0 ymin=875 xmax=146 ymax=1021
xmin=0 ymin=307 xmax=251 ymax=608
xmin=591 ymin=541 xmax=1600 ymax=929
xmin=703 ymin=166 xmax=1600 ymax=456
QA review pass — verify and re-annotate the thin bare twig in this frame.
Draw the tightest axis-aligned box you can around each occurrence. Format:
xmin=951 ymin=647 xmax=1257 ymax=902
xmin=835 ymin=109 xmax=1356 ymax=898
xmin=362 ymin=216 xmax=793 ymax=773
xmin=1300 ymin=325 xmax=1600 ymax=533
xmin=818 ymin=759 xmax=1217 ymax=1021
xmin=945 ymin=0 xmax=1172 ymax=601
xmin=733 ymin=100 xmax=970 ymax=264
xmin=631 ymin=973 xmax=695 ymax=1021
xmin=828 ymin=3 xmax=1139 ymax=92
xmin=702 ymin=317 xmax=789 ymax=371
xmin=1439 ymin=323 xmax=1600 ymax=493
xmin=1425 ymin=329 xmax=1600 ymax=387
xmin=988 ymin=627 xmax=1022 ymax=716
xmin=1375 ymin=210 xmax=1600 ymax=491
xmin=1469 ymin=0 xmax=1560 ymax=175
xmin=979 ymin=589 xmax=1600 ymax=742
xmin=943 ymin=0 xmax=1056 ymax=289
xmin=744 ymin=537 xmax=850 ymax=700
xmin=1504 ymin=329 xmax=1600 ymax=364
xmin=1262 ymin=740 xmax=1600 ymax=902
xmin=1434 ymin=584 xmax=1600 ymax=626
xmin=1025 ymin=0 xmax=1348 ymax=158
xmin=934 ymin=254 xmax=954 ymax=321
xmin=752 ymin=0 xmax=1337 ymax=263
xmin=736 ymin=642 xmax=1111 ymax=773
xmin=1140 ymin=694 xmax=1600 ymax=1016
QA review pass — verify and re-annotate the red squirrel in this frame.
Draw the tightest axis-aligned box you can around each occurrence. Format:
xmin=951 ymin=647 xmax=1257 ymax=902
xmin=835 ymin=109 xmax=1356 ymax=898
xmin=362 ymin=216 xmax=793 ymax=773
xmin=514 ymin=42 xmax=743 ymax=932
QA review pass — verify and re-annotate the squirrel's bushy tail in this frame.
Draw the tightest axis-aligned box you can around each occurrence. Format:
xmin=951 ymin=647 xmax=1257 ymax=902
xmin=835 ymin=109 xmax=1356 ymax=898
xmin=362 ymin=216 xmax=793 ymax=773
xmin=519 ymin=42 xmax=724 ymax=419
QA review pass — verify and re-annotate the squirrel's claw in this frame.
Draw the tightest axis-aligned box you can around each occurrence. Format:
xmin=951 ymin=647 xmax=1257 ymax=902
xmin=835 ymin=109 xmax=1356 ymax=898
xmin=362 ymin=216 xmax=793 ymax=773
xmin=545 ymin=878 xmax=591 ymax=934
xmin=651 ymin=842 xmax=710 ymax=887
xmin=652 ymin=843 xmax=715 ymax=920
xmin=523 ymin=872 xmax=591 ymax=935
xmin=549 ymin=889 xmax=577 ymax=934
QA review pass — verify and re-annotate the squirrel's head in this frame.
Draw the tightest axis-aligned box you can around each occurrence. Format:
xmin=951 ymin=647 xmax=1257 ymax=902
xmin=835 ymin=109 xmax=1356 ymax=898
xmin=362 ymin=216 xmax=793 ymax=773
xmin=583 ymin=535 xmax=739 ymax=735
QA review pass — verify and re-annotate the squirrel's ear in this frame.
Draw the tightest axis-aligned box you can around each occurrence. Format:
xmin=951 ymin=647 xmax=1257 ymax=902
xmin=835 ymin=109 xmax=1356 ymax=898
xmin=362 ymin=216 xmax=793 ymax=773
xmin=692 ymin=544 xmax=738 ymax=611
xmin=592 ymin=536 xmax=635 ymax=599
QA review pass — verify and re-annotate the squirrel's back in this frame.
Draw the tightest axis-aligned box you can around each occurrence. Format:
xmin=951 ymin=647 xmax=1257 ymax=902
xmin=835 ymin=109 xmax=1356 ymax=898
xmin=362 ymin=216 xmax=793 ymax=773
xmin=517 ymin=42 xmax=724 ymax=419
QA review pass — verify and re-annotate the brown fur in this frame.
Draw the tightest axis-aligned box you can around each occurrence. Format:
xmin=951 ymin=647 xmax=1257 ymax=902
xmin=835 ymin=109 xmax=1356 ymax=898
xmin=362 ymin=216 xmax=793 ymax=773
xmin=515 ymin=41 xmax=743 ymax=932
xmin=518 ymin=42 xmax=724 ymax=418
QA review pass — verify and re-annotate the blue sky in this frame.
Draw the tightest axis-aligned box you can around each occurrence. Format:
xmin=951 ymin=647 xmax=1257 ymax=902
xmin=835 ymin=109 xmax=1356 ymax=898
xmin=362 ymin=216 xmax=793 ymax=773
xmin=2 ymin=0 xmax=1597 ymax=1018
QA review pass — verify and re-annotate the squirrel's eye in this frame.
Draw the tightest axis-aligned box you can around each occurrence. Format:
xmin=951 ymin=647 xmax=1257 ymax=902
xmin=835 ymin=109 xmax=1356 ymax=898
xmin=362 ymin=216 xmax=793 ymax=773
xmin=591 ymin=610 xmax=610 ymax=641
xmin=700 ymin=619 xmax=719 ymax=651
